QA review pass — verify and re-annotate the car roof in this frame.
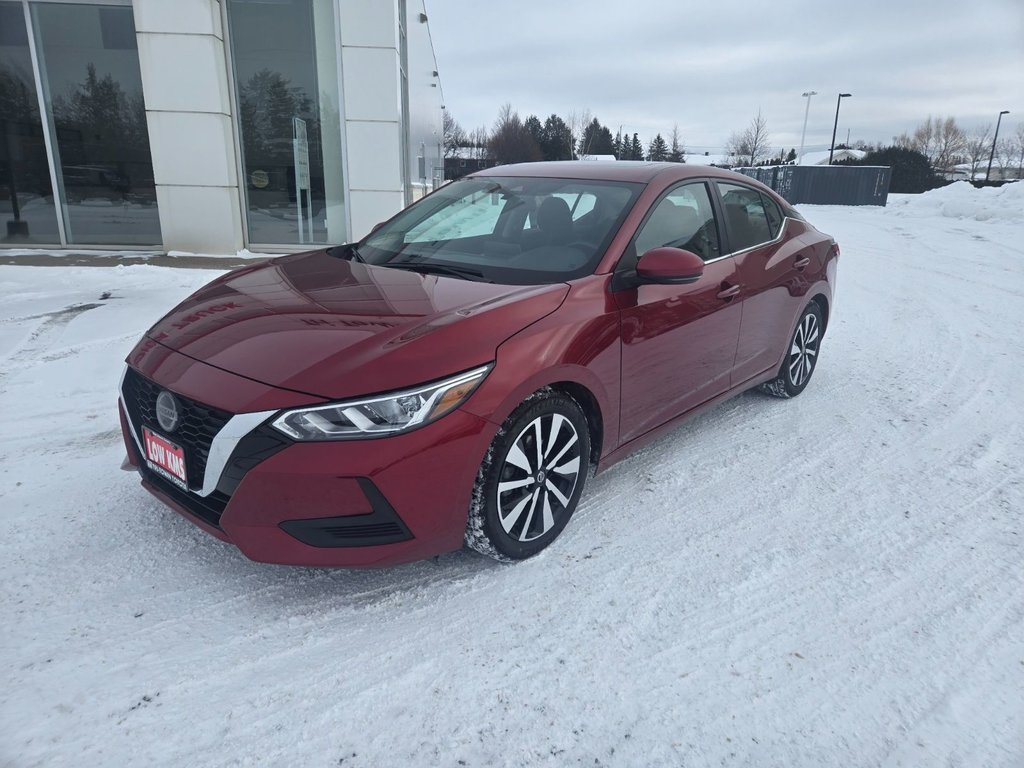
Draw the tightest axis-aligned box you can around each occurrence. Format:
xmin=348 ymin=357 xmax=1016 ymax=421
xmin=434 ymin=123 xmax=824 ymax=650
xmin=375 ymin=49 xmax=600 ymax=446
xmin=470 ymin=160 xmax=746 ymax=185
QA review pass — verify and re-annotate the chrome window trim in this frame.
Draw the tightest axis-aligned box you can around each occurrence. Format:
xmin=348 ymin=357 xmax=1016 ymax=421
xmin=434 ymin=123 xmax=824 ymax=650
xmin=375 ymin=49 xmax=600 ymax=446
xmin=714 ymin=216 xmax=792 ymax=262
xmin=119 ymin=366 xmax=276 ymax=498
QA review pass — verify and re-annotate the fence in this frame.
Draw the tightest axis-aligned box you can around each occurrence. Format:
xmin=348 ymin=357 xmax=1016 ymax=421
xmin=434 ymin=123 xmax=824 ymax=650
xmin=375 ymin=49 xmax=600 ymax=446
xmin=737 ymin=165 xmax=892 ymax=206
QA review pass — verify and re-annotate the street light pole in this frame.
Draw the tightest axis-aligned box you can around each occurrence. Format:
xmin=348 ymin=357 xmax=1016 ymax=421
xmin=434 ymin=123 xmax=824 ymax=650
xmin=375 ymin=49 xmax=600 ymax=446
xmin=798 ymin=91 xmax=816 ymax=165
xmin=985 ymin=110 xmax=1010 ymax=182
xmin=829 ymin=93 xmax=851 ymax=165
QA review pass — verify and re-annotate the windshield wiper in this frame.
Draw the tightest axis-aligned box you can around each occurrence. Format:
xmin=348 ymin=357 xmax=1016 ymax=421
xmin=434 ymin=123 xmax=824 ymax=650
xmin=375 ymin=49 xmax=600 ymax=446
xmin=327 ymin=243 xmax=364 ymax=262
xmin=386 ymin=262 xmax=492 ymax=283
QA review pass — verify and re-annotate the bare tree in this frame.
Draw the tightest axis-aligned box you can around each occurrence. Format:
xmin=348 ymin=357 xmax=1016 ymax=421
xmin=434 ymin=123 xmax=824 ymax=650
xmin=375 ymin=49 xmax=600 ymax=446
xmin=911 ymin=116 xmax=938 ymax=162
xmin=488 ymin=103 xmax=542 ymax=165
xmin=442 ymin=110 xmax=465 ymax=158
xmin=565 ymin=108 xmax=592 ymax=160
xmin=725 ymin=110 xmax=771 ymax=167
xmin=464 ymin=126 xmax=489 ymax=159
xmin=906 ymin=116 xmax=967 ymax=171
xmin=933 ymin=116 xmax=967 ymax=170
xmin=993 ymin=136 xmax=1015 ymax=179
xmin=965 ymin=124 xmax=992 ymax=178
xmin=892 ymin=131 xmax=914 ymax=150
xmin=668 ymin=124 xmax=685 ymax=162
xmin=1012 ymin=123 xmax=1024 ymax=180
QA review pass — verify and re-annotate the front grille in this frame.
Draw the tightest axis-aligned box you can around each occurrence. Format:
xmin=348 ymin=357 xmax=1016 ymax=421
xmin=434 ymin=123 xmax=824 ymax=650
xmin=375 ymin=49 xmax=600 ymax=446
xmin=122 ymin=366 xmax=232 ymax=492
xmin=123 ymin=428 xmax=229 ymax=528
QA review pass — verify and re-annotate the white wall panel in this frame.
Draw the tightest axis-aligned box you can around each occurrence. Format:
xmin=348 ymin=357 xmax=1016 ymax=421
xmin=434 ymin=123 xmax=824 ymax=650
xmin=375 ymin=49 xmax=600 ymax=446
xmin=338 ymin=0 xmax=398 ymax=48
xmin=348 ymin=190 xmax=404 ymax=240
xmin=345 ymin=121 xmax=402 ymax=192
xmin=155 ymin=185 xmax=244 ymax=254
xmin=146 ymin=112 xmax=237 ymax=188
xmin=133 ymin=0 xmax=221 ymax=38
xmin=136 ymin=32 xmax=231 ymax=115
xmin=341 ymin=47 xmax=400 ymax=122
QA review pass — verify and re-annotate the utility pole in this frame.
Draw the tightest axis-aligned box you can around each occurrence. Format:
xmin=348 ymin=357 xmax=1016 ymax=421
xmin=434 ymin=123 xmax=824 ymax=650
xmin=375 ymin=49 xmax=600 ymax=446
xmin=985 ymin=110 xmax=1010 ymax=181
xmin=798 ymin=91 xmax=816 ymax=164
xmin=829 ymin=93 xmax=851 ymax=165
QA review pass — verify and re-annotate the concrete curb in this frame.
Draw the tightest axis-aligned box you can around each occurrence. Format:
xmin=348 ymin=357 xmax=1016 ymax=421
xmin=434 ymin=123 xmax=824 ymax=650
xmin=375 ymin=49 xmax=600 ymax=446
xmin=0 ymin=253 xmax=259 ymax=269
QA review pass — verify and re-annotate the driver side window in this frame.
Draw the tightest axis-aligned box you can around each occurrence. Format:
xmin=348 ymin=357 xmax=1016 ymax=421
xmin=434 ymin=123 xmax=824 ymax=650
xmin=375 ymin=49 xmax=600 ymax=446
xmin=633 ymin=183 xmax=721 ymax=262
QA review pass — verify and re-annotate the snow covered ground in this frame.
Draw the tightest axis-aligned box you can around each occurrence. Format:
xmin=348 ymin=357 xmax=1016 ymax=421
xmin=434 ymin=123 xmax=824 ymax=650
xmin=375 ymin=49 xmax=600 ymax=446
xmin=1 ymin=184 xmax=1022 ymax=767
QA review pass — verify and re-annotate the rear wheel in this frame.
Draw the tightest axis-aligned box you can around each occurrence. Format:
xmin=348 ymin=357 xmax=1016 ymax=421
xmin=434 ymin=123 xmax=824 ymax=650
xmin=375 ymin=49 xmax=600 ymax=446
xmin=760 ymin=302 xmax=823 ymax=398
xmin=466 ymin=390 xmax=590 ymax=561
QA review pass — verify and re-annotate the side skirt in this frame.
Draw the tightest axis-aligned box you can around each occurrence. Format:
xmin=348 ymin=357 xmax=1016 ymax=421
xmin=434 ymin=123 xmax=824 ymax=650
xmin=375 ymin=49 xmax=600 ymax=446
xmin=596 ymin=367 xmax=779 ymax=473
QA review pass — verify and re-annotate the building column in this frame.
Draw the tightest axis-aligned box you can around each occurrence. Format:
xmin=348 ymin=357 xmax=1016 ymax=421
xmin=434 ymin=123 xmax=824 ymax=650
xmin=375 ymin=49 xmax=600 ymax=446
xmin=338 ymin=0 xmax=405 ymax=240
xmin=132 ymin=0 xmax=244 ymax=254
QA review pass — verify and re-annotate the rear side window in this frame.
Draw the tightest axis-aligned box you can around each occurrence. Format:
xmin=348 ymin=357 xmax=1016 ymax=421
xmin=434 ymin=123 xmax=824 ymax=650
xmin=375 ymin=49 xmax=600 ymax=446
xmin=760 ymin=193 xmax=784 ymax=238
xmin=718 ymin=182 xmax=775 ymax=252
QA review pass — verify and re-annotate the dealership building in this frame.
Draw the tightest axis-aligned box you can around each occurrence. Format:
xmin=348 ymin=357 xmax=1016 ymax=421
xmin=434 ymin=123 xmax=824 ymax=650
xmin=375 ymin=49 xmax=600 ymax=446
xmin=0 ymin=0 xmax=444 ymax=254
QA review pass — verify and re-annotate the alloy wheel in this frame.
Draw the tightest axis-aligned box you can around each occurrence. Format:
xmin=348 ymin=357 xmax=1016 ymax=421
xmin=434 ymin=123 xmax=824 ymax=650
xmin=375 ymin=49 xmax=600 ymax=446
xmin=788 ymin=311 xmax=820 ymax=387
xmin=496 ymin=413 xmax=582 ymax=542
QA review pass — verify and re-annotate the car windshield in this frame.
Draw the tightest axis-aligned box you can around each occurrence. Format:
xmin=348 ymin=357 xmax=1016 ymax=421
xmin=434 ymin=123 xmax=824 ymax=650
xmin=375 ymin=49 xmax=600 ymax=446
xmin=356 ymin=176 xmax=643 ymax=284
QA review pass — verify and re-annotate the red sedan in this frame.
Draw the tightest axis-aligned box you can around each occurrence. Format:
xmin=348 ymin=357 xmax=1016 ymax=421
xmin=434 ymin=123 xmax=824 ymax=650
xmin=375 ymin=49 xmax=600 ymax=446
xmin=118 ymin=162 xmax=838 ymax=566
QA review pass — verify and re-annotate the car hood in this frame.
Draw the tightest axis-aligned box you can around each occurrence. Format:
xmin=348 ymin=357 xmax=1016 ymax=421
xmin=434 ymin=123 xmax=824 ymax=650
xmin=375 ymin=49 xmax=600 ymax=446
xmin=144 ymin=250 xmax=569 ymax=400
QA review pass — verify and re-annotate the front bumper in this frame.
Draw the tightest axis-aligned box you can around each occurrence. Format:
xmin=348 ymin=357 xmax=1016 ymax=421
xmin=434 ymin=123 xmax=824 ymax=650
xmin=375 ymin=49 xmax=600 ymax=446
xmin=118 ymin=351 xmax=497 ymax=567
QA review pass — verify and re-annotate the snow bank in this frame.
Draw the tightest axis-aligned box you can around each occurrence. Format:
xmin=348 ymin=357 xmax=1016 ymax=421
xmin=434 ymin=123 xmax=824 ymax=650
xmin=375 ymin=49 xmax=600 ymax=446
xmin=888 ymin=180 xmax=1023 ymax=222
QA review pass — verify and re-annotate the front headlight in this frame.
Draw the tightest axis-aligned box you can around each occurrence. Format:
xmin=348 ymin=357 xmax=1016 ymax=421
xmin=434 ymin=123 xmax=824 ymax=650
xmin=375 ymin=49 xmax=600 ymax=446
xmin=270 ymin=365 xmax=492 ymax=441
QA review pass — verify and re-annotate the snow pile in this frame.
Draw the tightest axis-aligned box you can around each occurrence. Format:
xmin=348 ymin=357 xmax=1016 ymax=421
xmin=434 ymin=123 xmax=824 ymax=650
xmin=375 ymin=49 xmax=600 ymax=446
xmin=889 ymin=180 xmax=1023 ymax=222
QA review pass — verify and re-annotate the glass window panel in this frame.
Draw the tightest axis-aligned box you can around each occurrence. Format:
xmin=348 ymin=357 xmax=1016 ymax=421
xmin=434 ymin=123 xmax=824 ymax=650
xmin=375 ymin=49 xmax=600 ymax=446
xmin=718 ymin=182 xmax=773 ymax=252
xmin=227 ymin=0 xmax=346 ymax=246
xmin=635 ymin=183 xmax=721 ymax=262
xmin=0 ymin=1 xmax=60 ymax=245
xmin=32 ymin=3 xmax=161 ymax=246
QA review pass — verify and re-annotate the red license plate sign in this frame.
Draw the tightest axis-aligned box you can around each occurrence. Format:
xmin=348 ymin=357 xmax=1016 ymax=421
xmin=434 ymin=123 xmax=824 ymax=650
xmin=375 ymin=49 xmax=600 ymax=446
xmin=143 ymin=427 xmax=188 ymax=490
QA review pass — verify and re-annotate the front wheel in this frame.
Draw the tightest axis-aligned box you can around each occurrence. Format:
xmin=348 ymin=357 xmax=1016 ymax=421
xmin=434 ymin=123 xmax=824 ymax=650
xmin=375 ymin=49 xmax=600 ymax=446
xmin=760 ymin=302 xmax=823 ymax=398
xmin=465 ymin=390 xmax=590 ymax=561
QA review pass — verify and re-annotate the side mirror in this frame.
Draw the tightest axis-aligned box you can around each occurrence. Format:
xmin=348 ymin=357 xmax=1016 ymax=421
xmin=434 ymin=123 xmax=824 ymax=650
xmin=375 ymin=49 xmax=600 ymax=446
xmin=635 ymin=247 xmax=704 ymax=285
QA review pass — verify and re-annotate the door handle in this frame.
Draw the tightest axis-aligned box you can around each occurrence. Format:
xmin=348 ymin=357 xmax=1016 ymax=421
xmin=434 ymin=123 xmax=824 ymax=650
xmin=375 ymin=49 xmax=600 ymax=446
xmin=794 ymin=255 xmax=811 ymax=270
xmin=716 ymin=284 xmax=741 ymax=300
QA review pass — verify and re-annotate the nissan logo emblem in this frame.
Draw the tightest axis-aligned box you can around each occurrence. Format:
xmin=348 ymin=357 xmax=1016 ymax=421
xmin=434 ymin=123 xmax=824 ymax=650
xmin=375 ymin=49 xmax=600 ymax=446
xmin=155 ymin=390 xmax=181 ymax=433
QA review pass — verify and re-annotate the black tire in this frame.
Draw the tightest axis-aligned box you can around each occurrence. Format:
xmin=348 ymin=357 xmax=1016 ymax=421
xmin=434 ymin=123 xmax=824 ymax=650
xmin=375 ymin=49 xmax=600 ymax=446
xmin=760 ymin=302 xmax=824 ymax=399
xmin=465 ymin=389 xmax=591 ymax=561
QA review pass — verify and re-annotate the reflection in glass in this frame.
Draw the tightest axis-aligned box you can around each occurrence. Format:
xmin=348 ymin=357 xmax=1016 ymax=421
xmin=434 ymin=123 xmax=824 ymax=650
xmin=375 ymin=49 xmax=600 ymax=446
xmin=0 ymin=1 xmax=59 ymax=245
xmin=32 ymin=3 xmax=160 ymax=245
xmin=227 ymin=0 xmax=346 ymax=245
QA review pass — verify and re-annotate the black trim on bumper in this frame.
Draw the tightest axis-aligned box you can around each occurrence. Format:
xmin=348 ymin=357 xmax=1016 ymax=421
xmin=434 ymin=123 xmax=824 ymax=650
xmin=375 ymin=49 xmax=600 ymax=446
xmin=129 ymin=437 xmax=229 ymax=529
xmin=215 ymin=425 xmax=291 ymax=497
xmin=278 ymin=478 xmax=414 ymax=548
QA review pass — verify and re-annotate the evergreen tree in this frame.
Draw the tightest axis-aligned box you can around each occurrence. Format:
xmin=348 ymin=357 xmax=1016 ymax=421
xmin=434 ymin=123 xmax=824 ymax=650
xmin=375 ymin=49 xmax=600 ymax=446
xmin=630 ymin=133 xmax=644 ymax=161
xmin=540 ymin=114 xmax=573 ymax=161
xmin=786 ymin=148 xmax=797 ymax=164
xmin=613 ymin=130 xmax=623 ymax=160
xmin=647 ymin=133 xmax=669 ymax=162
xmin=524 ymin=115 xmax=544 ymax=151
xmin=857 ymin=146 xmax=939 ymax=193
xmin=578 ymin=117 xmax=616 ymax=157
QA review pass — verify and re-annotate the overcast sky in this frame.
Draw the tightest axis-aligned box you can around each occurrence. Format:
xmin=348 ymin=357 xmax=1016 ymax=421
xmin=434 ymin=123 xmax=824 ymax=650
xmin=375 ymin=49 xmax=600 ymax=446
xmin=426 ymin=0 xmax=1024 ymax=154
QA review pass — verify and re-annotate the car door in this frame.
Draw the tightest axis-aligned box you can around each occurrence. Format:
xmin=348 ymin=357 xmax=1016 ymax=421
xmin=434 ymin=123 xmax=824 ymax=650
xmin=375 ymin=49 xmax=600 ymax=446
xmin=614 ymin=181 xmax=742 ymax=444
xmin=716 ymin=182 xmax=811 ymax=384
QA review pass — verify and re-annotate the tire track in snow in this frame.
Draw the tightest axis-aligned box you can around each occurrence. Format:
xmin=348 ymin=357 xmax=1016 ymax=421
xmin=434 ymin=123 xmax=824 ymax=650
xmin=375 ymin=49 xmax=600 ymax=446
xmin=0 ymin=303 xmax=103 ymax=390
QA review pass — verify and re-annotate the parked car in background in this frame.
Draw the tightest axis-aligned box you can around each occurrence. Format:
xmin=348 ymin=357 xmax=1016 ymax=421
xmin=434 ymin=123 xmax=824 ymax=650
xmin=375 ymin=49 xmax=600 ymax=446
xmin=118 ymin=162 xmax=839 ymax=566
